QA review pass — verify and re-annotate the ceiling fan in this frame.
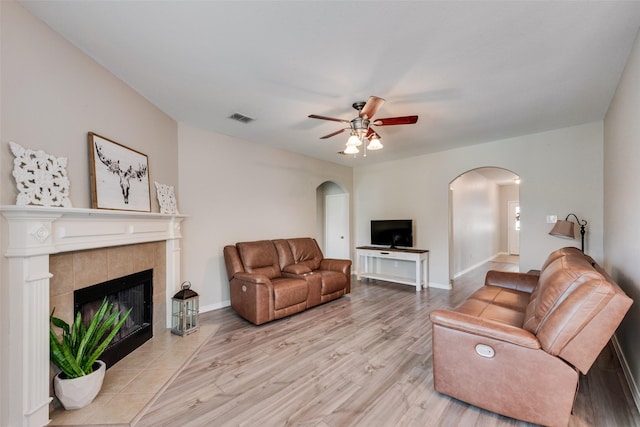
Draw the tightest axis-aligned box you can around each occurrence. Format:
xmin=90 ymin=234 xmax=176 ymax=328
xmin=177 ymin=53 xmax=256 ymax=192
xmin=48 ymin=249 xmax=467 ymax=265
xmin=308 ymin=96 xmax=418 ymax=155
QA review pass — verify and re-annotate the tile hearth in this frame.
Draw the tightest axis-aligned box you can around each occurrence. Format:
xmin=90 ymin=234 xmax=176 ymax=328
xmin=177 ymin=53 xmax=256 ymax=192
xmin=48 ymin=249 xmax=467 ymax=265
xmin=49 ymin=324 xmax=218 ymax=427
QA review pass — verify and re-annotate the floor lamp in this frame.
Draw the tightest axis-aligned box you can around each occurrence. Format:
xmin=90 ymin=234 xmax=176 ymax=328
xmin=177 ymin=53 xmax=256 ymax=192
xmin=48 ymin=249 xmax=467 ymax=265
xmin=549 ymin=213 xmax=588 ymax=252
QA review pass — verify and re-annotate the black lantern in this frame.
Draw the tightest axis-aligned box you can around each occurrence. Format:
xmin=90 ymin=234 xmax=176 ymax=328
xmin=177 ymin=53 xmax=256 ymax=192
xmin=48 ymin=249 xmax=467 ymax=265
xmin=171 ymin=281 xmax=199 ymax=336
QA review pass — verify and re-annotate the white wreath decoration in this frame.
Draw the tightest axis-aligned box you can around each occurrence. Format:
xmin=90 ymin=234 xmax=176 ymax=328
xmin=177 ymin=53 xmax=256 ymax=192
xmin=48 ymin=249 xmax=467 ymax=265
xmin=154 ymin=181 xmax=178 ymax=214
xmin=9 ymin=141 xmax=72 ymax=207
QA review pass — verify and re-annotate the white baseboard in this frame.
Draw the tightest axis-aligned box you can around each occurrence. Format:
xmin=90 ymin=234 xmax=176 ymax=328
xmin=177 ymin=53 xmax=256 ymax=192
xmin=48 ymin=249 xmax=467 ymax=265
xmin=611 ymin=334 xmax=640 ymax=413
xmin=453 ymin=254 xmax=499 ymax=279
xmin=199 ymin=300 xmax=230 ymax=314
xmin=428 ymin=282 xmax=452 ymax=290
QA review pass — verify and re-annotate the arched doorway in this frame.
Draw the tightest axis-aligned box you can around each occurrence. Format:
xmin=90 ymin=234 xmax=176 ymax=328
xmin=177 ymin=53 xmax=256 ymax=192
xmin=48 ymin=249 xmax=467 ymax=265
xmin=316 ymin=181 xmax=350 ymax=259
xmin=449 ymin=167 xmax=520 ymax=283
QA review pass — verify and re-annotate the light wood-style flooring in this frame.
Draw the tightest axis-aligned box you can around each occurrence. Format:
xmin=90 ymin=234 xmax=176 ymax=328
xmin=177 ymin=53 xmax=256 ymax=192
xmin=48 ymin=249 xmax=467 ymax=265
xmin=136 ymin=260 xmax=640 ymax=427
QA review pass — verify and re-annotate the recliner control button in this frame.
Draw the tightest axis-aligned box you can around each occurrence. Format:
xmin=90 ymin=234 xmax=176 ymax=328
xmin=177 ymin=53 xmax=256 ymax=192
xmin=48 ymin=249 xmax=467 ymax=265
xmin=475 ymin=344 xmax=495 ymax=358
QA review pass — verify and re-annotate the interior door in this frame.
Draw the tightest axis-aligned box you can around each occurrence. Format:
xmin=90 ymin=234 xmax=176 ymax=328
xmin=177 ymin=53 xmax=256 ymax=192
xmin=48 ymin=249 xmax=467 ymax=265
xmin=508 ymin=201 xmax=520 ymax=255
xmin=325 ymin=193 xmax=349 ymax=259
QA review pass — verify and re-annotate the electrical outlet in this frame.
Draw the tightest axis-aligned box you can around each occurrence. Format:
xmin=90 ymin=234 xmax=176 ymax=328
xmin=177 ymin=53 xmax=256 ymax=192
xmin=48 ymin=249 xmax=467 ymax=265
xmin=546 ymin=215 xmax=557 ymax=223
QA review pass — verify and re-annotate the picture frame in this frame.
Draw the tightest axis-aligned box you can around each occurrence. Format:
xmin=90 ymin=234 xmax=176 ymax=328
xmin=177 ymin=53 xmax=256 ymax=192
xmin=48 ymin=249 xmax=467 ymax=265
xmin=88 ymin=132 xmax=150 ymax=212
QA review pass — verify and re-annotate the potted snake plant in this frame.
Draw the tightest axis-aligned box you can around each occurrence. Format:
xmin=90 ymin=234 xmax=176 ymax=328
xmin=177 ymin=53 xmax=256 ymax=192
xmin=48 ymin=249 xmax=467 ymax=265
xmin=50 ymin=298 xmax=131 ymax=409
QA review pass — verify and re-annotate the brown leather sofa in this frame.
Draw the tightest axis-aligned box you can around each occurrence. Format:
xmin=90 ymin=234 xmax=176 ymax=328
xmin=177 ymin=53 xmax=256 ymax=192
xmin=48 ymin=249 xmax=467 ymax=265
xmin=223 ymin=237 xmax=351 ymax=325
xmin=430 ymin=247 xmax=632 ymax=427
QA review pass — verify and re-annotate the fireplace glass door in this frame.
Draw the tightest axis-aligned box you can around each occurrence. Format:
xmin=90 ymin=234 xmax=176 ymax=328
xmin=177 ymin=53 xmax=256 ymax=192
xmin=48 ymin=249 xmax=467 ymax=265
xmin=74 ymin=269 xmax=153 ymax=368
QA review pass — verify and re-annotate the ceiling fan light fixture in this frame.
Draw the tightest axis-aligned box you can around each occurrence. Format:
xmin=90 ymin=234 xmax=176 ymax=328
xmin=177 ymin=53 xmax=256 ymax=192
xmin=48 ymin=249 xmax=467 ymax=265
xmin=308 ymin=96 xmax=419 ymax=158
xmin=344 ymin=144 xmax=359 ymax=154
xmin=346 ymin=134 xmax=362 ymax=147
xmin=367 ymin=137 xmax=383 ymax=150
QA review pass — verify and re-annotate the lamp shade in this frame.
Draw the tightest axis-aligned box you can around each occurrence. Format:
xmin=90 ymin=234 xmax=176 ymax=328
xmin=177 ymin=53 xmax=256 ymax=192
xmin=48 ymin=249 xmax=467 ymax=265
xmin=344 ymin=144 xmax=359 ymax=154
xmin=549 ymin=220 xmax=575 ymax=239
xmin=346 ymin=134 xmax=362 ymax=147
xmin=367 ymin=137 xmax=383 ymax=150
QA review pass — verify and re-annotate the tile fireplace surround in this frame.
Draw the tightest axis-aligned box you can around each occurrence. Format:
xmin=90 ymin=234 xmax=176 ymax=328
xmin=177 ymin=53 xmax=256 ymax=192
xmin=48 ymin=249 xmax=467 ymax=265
xmin=0 ymin=206 xmax=186 ymax=427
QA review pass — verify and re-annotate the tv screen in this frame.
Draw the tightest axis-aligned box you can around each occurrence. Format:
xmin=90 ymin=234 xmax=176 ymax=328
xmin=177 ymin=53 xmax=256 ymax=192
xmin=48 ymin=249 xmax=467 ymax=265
xmin=371 ymin=220 xmax=413 ymax=248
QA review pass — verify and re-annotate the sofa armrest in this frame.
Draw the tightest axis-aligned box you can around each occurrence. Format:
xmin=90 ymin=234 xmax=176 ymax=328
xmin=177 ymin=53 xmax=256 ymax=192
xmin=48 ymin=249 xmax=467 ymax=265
xmin=484 ymin=270 xmax=538 ymax=293
xmin=234 ymin=272 xmax=273 ymax=287
xmin=319 ymin=258 xmax=352 ymax=275
xmin=229 ymin=273 xmax=276 ymax=325
xmin=430 ymin=309 xmax=541 ymax=349
xmin=283 ymin=264 xmax=312 ymax=275
xmin=223 ymin=245 xmax=244 ymax=281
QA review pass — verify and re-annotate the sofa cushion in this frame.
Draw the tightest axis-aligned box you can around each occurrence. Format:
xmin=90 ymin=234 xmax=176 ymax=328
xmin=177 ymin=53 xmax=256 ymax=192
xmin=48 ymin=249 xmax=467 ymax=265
xmin=273 ymin=239 xmax=295 ymax=270
xmin=236 ymin=240 xmax=281 ymax=279
xmin=535 ymin=277 xmax=614 ymax=357
xmin=523 ymin=254 xmax=602 ymax=334
xmin=287 ymin=238 xmax=323 ymax=270
xmin=315 ymin=270 xmax=347 ymax=295
xmin=271 ymin=277 xmax=308 ymax=310
xmin=469 ymin=285 xmax=531 ymax=311
xmin=455 ymin=296 xmax=526 ymax=327
xmin=283 ymin=264 xmax=312 ymax=275
xmin=539 ymin=246 xmax=583 ymax=271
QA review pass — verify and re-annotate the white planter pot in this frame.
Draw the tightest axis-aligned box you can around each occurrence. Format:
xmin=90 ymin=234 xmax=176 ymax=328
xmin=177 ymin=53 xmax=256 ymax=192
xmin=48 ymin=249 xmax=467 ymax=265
xmin=53 ymin=360 xmax=106 ymax=410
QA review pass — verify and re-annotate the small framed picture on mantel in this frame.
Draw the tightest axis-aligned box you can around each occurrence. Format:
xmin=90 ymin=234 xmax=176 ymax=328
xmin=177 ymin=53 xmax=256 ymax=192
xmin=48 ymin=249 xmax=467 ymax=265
xmin=88 ymin=132 xmax=151 ymax=212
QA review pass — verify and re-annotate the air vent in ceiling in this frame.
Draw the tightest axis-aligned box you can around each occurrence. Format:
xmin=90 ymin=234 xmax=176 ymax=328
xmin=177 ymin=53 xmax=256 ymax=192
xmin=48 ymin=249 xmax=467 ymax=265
xmin=228 ymin=112 xmax=255 ymax=124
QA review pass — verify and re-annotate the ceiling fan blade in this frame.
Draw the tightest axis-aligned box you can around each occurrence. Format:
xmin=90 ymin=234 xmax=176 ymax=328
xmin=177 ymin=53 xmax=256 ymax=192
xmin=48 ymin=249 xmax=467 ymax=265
xmin=320 ymin=128 xmax=347 ymax=139
xmin=308 ymin=114 xmax=350 ymax=124
xmin=360 ymin=96 xmax=385 ymax=119
xmin=373 ymin=115 xmax=419 ymax=126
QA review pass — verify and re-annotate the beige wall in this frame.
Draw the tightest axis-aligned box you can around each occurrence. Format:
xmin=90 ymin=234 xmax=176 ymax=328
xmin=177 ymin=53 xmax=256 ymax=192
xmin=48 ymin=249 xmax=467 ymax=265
xmin=0 ymin=3 xmax=179 ymax=424
xmin=451 ymin=170 xmax=501 ymax=276
xmin=0 ymin=1 xmax=179 ymax=209
xmin=355 ymin=121 xmax=604 ymax=288
xmin=604 ymin=28 xmax=640 ymax=403
xmin=177 ymin=124 xmax=353 ymax=310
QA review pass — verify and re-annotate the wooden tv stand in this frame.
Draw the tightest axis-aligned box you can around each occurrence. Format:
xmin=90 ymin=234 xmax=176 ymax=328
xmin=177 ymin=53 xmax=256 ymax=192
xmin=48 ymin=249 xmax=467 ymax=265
xmin=355 ymin=246 xmax=429 ymax=291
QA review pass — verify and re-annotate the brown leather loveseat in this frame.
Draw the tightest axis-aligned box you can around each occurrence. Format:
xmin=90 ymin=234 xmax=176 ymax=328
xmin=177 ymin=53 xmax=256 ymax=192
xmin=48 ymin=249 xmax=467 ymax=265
xmin=430 ymin=247 xmax=632 ymax=427
xmin=223 ymin=237 xmax=351 ymax=325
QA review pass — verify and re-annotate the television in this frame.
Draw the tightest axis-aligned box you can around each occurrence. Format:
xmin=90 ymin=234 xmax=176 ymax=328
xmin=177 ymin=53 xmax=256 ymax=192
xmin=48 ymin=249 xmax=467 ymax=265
xmin=370 ymin=219 xmax=413 ymax=248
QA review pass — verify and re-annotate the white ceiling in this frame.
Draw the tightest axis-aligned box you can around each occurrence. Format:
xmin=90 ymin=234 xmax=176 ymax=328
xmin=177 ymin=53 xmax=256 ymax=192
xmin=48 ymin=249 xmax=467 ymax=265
xmin=20 ymin=1 xmax=640 ymax=167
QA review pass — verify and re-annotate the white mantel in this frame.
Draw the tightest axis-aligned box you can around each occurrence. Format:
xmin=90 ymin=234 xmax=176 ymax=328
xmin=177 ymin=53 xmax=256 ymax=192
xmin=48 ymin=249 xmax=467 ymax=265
xmin=0 ymin=205 xmax=186 ymax=427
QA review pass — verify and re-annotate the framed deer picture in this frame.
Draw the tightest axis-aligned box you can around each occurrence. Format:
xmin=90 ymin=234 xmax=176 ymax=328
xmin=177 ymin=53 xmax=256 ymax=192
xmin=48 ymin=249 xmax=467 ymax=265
xmin=88 ymin=132 xmax=151 ymax=212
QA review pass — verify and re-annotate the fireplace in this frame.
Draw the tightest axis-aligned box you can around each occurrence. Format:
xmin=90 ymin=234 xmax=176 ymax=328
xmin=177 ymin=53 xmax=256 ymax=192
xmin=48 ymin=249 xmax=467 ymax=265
xmin=0 ymin=206 xmax=185 ymax=427
xmin=75 ymin=269 xmax=153 ymax=368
